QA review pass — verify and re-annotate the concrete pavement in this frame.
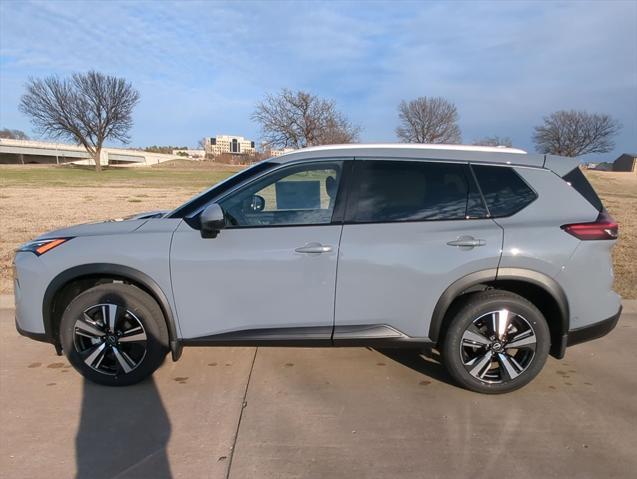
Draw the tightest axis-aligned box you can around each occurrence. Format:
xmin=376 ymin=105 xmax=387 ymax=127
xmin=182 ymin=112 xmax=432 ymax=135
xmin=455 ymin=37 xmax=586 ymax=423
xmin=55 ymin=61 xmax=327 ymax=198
xmin=1 ymin=306 xmax=636 ymax=478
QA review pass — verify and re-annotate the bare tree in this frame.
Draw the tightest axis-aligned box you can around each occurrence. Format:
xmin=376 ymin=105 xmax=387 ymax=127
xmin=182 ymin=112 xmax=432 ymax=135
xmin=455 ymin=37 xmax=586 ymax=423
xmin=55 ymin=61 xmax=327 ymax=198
xmin=252 ymin=89 xmax=360 ymax=149
xmin=473 ymin=136 xmax=513 ymax=147
xmin=0 ymin=128 xmax=29 ymax=140
xmin=19 ymin=71 xmax=140 ymax=172
xmin=396 ymin=96 xmax=461 ymax=144
xmin=532 ymin=110 xmax=622 ymax=157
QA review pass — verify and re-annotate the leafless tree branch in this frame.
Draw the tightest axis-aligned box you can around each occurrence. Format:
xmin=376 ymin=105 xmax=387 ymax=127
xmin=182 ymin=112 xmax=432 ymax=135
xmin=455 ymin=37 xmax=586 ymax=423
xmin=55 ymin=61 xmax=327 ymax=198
xmin=0 ymin=129 xmax=29 ymax=140
xmin=532 ymin=110 xmax=622 ymax=157
xmin=19 ymin=71 xmax=140 ymax=171
xmin=396 ymin=96 xmax=462 ymax=144
xmin=472 ymin=136 xmax=513 ymax=147
xmin=252 ymin=89 xmax=360 ymax=149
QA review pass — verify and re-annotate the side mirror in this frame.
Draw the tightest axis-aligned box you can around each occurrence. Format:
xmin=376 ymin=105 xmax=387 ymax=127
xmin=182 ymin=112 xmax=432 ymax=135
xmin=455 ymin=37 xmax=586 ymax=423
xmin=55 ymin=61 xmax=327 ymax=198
xmin=200 ymin=203 xmax=225 ymax=238
xmin=243 ymin=194 xmax=265 ymax=213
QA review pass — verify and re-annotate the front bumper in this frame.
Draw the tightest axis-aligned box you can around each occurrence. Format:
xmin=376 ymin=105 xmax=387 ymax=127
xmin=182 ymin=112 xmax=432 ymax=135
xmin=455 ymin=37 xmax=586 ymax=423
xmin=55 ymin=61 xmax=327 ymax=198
xmin=13 ymin=252 xmax=50 ymax=339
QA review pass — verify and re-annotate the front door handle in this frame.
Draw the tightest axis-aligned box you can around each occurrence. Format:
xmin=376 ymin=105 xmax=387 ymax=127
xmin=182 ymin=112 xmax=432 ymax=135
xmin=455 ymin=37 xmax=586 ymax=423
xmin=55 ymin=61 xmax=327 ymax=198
xmin=295 ymin=242 xmax=333 ymax=254
xmin=446 ymin=236 xmax=486 ymax=248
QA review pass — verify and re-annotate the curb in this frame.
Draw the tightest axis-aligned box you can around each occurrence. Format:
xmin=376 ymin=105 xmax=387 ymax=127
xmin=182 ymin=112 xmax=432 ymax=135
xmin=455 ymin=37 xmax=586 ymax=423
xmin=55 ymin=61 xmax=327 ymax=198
xmin=1 ymin=294 xmax=636 ymax=313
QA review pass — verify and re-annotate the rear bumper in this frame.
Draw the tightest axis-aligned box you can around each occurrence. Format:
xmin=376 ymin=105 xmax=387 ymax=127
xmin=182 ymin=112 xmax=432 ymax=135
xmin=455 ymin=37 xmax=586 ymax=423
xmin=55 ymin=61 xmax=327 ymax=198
xmin=567 ymin=306 xmax=622 ymax=347
xmin=555 ymin=306 xmax=622 ymax=358
xmin=15 ymin=316 xmax=50 ymax=344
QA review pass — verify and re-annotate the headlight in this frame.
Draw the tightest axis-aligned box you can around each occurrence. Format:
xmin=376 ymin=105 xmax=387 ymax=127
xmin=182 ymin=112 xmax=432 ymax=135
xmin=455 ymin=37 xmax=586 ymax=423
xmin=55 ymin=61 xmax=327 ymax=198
xmin=17 ymin=238 xmax=72 ymax=256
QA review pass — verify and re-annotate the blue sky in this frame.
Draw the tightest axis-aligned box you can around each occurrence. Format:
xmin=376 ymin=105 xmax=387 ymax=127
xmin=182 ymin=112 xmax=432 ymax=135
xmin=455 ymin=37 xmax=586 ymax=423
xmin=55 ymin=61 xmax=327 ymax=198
xmin=1 ymin=0 xmax=635 ymax=161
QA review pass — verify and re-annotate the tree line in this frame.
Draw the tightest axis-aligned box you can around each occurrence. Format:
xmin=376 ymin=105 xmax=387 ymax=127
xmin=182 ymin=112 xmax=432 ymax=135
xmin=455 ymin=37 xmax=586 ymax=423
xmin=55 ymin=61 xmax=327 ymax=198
xmin=12 ymin=71 xmax=623 ymax=172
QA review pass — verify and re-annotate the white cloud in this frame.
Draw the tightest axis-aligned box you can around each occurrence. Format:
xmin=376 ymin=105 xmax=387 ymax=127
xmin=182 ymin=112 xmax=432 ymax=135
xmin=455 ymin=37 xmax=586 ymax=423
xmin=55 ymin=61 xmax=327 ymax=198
xmin=1 ymin=0 xmax=635 ymax=157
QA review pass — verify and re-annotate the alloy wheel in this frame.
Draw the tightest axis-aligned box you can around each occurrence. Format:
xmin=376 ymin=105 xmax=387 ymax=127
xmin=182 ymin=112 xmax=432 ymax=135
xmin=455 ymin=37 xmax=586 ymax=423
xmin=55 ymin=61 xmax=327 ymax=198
xmin=73 ymin=303 xmax=147 ymax=376
xmin=459 ymin=309 xmax=537 ymax=383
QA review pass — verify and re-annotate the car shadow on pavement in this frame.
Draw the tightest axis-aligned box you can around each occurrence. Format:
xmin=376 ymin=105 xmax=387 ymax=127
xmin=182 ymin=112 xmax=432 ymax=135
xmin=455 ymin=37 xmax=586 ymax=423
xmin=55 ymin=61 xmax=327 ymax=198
xmin=375 ymin=345 xmax=455 ymax=385
xmin=76 ymin=378 xmax=172 ymax=479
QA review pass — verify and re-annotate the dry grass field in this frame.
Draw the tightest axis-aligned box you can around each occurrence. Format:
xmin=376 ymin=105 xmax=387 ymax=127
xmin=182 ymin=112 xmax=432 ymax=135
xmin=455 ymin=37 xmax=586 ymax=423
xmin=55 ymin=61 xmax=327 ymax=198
xmin=0 ymin=165 xmax=635 ymax=298
xmin=585 ymin=171 xmax=636 ymax=299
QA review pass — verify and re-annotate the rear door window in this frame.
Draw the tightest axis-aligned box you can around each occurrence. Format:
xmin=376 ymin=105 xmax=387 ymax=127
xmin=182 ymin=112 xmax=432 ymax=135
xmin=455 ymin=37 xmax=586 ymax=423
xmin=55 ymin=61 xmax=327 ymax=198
xmin=348 ymin=160 xmax=487 ymax=223
xmin=471 ymin=164 xmax=537 ymax=217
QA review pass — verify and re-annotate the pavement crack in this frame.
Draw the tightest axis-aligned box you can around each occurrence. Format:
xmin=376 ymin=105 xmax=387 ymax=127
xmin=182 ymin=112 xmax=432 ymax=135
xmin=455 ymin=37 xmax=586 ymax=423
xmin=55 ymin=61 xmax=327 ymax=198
xmin=110 ymin=447 xmax=170 ymax=479
xmin=225 ymin=346 xmax=258 ymax=479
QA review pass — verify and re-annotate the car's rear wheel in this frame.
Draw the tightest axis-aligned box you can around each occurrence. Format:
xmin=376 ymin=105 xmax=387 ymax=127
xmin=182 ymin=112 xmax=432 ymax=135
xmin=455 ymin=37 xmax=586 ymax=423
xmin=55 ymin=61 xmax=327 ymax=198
xmin=442 ymin=290 xmax=550 ymax=394
xmin=59 ymin=283 xmax=169 ymax=386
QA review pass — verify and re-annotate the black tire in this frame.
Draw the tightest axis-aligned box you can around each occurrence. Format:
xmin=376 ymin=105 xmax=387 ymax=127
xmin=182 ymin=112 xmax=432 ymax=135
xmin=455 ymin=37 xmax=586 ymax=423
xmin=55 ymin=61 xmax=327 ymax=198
xmin=442 ymin=290 xmax=550 ymax=394
xmin=59 ymin=283 xmax=169 ymax=386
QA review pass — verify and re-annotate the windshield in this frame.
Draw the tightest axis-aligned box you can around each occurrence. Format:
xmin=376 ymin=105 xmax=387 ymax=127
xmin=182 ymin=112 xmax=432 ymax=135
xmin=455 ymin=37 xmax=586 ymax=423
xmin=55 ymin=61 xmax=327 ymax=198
xmin=168 ymin=161 xmax=276 ymax=218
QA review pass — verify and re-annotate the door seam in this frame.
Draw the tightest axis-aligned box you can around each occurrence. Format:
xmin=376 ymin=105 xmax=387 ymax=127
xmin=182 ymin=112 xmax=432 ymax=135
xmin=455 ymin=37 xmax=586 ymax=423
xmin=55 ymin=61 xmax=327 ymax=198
xmin=331 ymin=224 xmax=345 ymax=342
xmin=491 ymin=217 xmax=505 ymax=277
xmin=167 ymin=220 xmax=184 ymax=338
xmin=331 ymin=159 xmax=357 ymax=342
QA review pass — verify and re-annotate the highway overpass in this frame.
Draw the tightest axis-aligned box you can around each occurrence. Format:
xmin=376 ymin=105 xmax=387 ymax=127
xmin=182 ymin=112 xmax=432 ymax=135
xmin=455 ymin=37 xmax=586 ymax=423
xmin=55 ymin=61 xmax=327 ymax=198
xmin=0 ymin=139 xmax=189 ymax=167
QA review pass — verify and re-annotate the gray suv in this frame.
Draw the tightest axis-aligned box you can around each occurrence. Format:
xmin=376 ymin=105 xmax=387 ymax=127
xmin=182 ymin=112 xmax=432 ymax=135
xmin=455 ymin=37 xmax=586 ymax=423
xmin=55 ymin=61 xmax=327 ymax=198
xmin=13 ymin=144 xmax=622 ymax=393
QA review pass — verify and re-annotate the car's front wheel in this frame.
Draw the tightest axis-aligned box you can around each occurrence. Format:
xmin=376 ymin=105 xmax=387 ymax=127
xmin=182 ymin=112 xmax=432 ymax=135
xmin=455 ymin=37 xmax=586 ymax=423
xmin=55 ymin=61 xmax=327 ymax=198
xmin=442 ymin=290 xmax=550 ymax=394
xmin=59 ymin=283 xmax=169 ymax=386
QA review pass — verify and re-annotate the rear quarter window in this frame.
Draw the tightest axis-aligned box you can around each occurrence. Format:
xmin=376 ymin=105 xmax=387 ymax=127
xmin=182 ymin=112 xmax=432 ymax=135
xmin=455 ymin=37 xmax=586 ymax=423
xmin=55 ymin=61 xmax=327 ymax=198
xmin=472 ymin=164 xmax=537 ymax=217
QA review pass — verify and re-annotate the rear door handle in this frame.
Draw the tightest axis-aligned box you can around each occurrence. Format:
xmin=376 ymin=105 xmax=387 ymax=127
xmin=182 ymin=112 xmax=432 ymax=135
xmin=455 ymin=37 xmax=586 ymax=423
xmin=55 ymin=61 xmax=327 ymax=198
xmin=295 ymin=242 xmax=333 ymax=254
xmin=446 ymin=236 xmax=486 ymax=248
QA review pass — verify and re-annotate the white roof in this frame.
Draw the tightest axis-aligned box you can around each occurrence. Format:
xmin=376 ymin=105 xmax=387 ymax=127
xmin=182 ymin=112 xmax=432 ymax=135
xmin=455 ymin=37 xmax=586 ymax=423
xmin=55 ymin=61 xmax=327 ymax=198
xmin=270 ymin=142 xmax=542 ymax=167
xmin=283 ymin=143 xmax=527 ymax=155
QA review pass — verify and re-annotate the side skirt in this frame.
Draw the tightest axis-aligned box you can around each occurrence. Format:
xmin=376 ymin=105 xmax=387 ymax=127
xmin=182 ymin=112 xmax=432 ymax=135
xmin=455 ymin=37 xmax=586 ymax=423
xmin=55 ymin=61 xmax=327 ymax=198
xmin=179 ymin=324 xmax=432 ymax=349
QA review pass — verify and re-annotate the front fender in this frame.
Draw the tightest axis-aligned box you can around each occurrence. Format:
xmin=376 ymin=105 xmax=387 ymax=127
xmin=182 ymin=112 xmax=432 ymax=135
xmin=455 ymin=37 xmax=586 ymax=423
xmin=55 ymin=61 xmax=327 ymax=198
xmin=42 ymin=263 xmax=182 ymax=360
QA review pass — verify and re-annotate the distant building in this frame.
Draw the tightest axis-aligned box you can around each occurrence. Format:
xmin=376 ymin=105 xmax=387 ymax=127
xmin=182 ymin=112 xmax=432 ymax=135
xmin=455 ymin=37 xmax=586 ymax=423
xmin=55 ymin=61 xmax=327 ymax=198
xmin=267 ymin=147 xmax=296 ymax=157
xmin=204 ymin=135 xmax=256 ymax=157
xmin=613 ymin=153 xmax=637 ymax=173
xmin=590 ymin=162 xmax=613 ymax=171
xmin=172 ymin=149 xmax=206 ymax=159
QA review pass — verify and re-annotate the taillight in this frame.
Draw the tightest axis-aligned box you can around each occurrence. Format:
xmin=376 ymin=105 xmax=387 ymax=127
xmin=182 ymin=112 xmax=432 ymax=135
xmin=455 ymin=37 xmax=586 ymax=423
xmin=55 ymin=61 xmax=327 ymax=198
xmin=561 ymin=210 xmax=618 ymax=240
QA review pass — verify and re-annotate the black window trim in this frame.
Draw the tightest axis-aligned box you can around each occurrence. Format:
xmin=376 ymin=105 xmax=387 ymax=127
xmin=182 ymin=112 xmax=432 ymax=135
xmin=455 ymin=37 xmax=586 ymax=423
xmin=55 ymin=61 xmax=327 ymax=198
xmin=560 ymin=166 xmax=603 ymax=212
xmin=469 ymin=162 xmax=539 ymax=219
xmin=342 ymin=157 xmax=492 ymax=225
xmin=468 ymin=162 xmax=492 ymax=218
xmin=178 ymin=156 xmax=539 ymax=228
xmin=188 ymin=158 xmax=353 ymax=231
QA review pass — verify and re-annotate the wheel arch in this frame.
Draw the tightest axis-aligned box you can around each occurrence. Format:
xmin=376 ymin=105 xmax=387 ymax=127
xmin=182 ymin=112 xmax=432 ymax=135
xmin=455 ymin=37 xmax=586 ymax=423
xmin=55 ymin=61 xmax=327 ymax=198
xmin=429 ymin=268 xmax=569 ymax=358
xmin=43 ymin=263 xmax=182 ymax=360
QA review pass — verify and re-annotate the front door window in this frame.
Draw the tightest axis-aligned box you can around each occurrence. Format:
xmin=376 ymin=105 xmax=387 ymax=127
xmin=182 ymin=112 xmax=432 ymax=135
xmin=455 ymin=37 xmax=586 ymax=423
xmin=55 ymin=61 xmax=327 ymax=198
xmin=219 ymin=162 xmax=343 ymax=227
